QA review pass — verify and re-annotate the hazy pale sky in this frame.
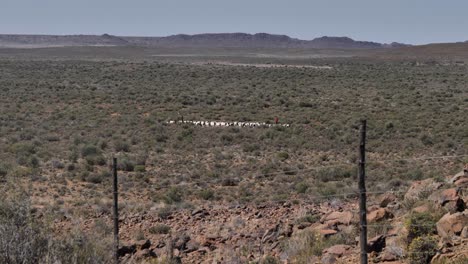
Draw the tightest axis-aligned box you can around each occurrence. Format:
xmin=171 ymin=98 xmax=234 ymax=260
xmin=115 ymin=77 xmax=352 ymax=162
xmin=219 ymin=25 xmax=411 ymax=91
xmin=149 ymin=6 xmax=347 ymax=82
xmin=1 ymin=0 xmax=468 ymax=44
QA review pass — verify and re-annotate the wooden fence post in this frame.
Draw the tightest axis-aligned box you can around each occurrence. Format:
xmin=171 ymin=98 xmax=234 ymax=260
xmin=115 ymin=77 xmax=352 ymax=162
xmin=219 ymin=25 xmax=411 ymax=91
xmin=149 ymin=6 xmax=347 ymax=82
xmin=113 ymin=157 xmax=119 ymax=264
xmin=358 ymin=120 xmax=368 ymax=264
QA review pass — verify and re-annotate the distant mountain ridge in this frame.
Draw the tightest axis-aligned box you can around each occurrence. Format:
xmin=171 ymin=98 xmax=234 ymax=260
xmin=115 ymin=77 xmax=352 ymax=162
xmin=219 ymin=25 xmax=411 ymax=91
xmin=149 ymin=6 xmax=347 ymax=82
xmin=0 ymin=33 xmax=409 ymax=49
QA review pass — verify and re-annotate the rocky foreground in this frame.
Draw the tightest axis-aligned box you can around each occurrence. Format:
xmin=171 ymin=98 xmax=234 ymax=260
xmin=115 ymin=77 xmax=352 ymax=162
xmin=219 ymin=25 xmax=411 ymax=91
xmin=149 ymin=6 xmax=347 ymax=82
xmin=55 ymin=167 xmax=468 ymax=263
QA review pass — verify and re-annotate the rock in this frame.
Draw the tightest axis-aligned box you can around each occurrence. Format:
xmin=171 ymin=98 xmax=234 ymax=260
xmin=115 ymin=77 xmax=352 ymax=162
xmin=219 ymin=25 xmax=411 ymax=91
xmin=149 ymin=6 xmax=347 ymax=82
xmin=404 ymin=179 xmax=443 ymax=201
xmin=454 ymin=177 xmax=468 ymax=187
xmin=321 ymin=254 xmax=337 ymax=264
xmin=174 ymin=234 xmax=191 ymax=250
xmin=379 ymin=193 xmax=397 ymax=208
xmin=296 ymin=222 xmax=312 ymax=229
xmin=367 ymin=208 xmax=393 ymax=222
xmin=380 ymin=250 xmax=398 ymax=261
xmin=185 ymin=240 xmax=200 ymax=253
xmin=134 ymin=248 xmax=156 ymax=259
xmin=191 ymin=208 xmax=209 ymax=217
xmin=430 ymin=188 xmax=466 ymax=213
xmin=367 ymin=235 xmax=386 ymax=253
xmin=461 ymin=226 xmax=468 ymax=238
xmin=449 ymin=170 xmax=467 ymax=184
xmin=320 ymin=211 xmax=354 ymax=226
xmin=279 ymin=223 xmax=293 ymax=237
xmin=135 ymin=239 xmax=151 ymax=250
xmin=436 ymin=211 xmax=468 ymax=238
xmin=117 ymin=244 xmax=137 ymax=257
xmin=320 ymin=229 xmax=338 ymax=237
xmin=323 ymin=244 xmax=351 ymax=257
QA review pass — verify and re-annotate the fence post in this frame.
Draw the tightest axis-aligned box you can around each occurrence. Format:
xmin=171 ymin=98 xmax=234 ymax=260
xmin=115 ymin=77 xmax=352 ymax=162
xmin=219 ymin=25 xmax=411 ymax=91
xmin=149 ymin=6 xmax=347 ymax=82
xmin=358 ymin=120 xmax=368 ymax=264
xmin=113 ymin=157 xmax=119 ymax=264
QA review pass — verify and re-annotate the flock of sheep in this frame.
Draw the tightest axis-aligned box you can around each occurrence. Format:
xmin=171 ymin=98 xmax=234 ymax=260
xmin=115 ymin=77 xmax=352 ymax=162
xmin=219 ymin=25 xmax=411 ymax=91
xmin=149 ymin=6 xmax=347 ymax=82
xmin=166 ymin=120 xmax=290 ymax=128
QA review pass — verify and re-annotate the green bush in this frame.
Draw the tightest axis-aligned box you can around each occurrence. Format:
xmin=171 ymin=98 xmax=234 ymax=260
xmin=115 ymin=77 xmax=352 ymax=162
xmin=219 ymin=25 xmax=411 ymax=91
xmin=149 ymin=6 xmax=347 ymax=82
xmin=198 ymin=189 xmax=214 ymax=200
xmin=81 ymin=145 xmax=99 ymax=157
xmin=405 ymin=212 xmax=437 ymax=244
xmin=277 ymin=151 xmax=289 ymax=161
xmin=164 ymin=187 xmax=183 ymax=204
xmin=134 ymin=165 xmax=146 ymax=172
xmin=86 ymin=174 xmax=104 ymax=184
xmin=408 ymin=235 xmax=437 ymax=264
xmin=295 ymin=182 xmax=309 ymax=194
xmin=114 ymin=141 xmax=130 ymax=152
xmin=0 ymin=163 xmax=9 ymax=177
xmin=117 ymin=159 xmax=135 ymax=172
xmin=261 ymin=255 xmax=280 ymax=264
xmin=157 ymin=207 xmax=173 ymax=219
xmin=0 ymin=192 xmax=112 ymax=263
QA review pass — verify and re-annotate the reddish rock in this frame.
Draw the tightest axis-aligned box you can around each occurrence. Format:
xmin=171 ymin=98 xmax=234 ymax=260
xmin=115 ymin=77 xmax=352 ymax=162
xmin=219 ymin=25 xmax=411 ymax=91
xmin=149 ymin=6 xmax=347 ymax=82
xmin=320 ymin=211 xmax=354 ymax=226
xmin=367 ymin=208 xmax=394 ymax=222
xmin=436 ymin=211 xmax=468 ymax=238
xmin=437 ymin=188 xmax=466 ymax=212
xmin=379 ymin=193 xmax=397 ymax=208
xmin=323 ymin=244 xmax=352 ymax=257
xmin=449 ymin=170 xmax=467 ymax=184
xmin=454 ymin=177 xmax=468 ymax=187
xmin=134 ymin=248 xmax=157 ymax=259
xmin=320 ymin=229 xmax=338 ymax=237
xmin=404 ymin=179 xmax=443 ymax=201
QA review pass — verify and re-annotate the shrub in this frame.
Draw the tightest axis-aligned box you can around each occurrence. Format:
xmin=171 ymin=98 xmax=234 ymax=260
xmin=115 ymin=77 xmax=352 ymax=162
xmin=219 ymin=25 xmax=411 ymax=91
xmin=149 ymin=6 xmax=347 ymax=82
xmin=277 ymin=151 xmax=289 ymax=161
xmin=157 ymin=207 xmax=173 ymax=219
xmin=164 ymin=187 xmax=183 ymax=204
xmin=117 ymin=159 xmax=135 ymax=172
xmin=0 ymin=192 xmax=112 ymax=263
xmin=134 ymin=165 xmax=146 ymax=172
xmin=198 ymin=189 xmax=214 ymax=200
xmin=81 ymin=145 xmax=99 ymax=157
xmin=405 ymin=212 xmax=437 ymax=244
xmin=149 ymin=224 xmax=171 ymax=234
xmin=0 ymin=163 xmax=8 ymax=177
xmin=86 ymin=174 xmax=103 ymax=184
xmin=261 ymin=256 xmax=280 ymax=264
xmin=408 ymin=236 xmax=437 ymax=264
xmin=295 ymin=182 xmax=309 ymax=194
xmin=114 ymin=141 xmax=130 ymax=152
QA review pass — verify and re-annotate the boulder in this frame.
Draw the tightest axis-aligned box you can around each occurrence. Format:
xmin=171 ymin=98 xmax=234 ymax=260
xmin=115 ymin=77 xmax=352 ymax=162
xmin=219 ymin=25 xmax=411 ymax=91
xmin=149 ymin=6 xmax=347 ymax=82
xmin=436 ymin=211 xmax=468 ymax=238
xmin=135 ymin=239 xmax=151 ymax=250
xmin=117 ymin=244 xmax=137 ymax=257
xmin=367 ymin=235 xmax=386 ymax=253
xmin=404 ymin=179 xmax=443 ymax=201
xmin=367 ymin=208 xmax=393 ymax=222
xmin=320 ymin=211 xmax=354 ymax=226
xmin=323 ymin=244 xmax=351 ymax=257
xmin=437 ymin=188 xmax=466 ymax=212
xmin=379 ymin=193 xmax=397 ymax=208
xmin=321 ymin=254 xmax=337 ymax=264
xmin=134 ymin=248 xmax=157 ymax=259
xmin=454 ymin=177 xmax=468 ymax=187
xmin=461 ymin=226 xmax=468 ymax=238
xmin=380 ymin=250 xmax=398 ymax=262
xmin=319 ymin=229 xmax=338 ymax=237
xmin=449 ymin=170 xmax=467 ymax=184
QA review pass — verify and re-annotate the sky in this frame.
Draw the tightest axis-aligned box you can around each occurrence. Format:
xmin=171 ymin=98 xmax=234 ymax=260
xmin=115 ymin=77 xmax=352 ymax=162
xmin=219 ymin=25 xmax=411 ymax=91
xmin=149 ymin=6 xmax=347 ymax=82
xmin=1 ymin=0 xmax=468 ymax=45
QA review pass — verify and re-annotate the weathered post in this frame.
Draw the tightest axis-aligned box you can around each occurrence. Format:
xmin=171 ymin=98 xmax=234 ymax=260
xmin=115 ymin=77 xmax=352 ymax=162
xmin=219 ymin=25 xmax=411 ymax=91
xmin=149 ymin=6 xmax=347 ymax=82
xmin=358 ymin=120 xmax=368 ymax=264
xmin=113 ymin=157 xmax=119 ymax=264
